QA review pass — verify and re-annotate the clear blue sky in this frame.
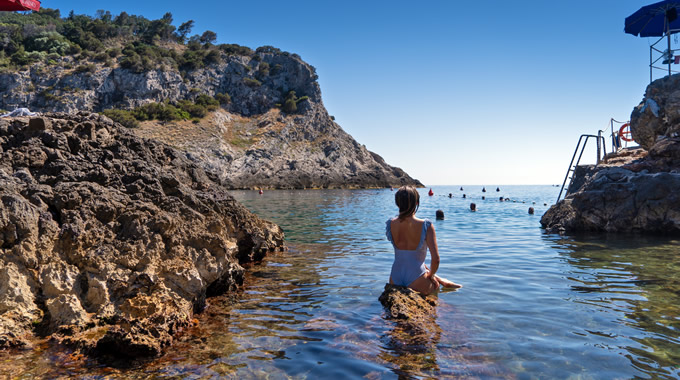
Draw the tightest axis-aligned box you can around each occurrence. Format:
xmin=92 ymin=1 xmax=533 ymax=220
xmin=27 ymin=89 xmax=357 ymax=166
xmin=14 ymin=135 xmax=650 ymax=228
xmin=51 ymin=0 xmax=658 ymax=185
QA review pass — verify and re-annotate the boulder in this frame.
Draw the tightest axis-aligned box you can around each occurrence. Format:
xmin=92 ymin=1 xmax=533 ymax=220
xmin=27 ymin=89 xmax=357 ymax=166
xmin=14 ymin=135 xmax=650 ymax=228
xmin=0 ymin=112 xmax=285 ymax=356
xmin=631 ymin=74 xmax=680 ymax=150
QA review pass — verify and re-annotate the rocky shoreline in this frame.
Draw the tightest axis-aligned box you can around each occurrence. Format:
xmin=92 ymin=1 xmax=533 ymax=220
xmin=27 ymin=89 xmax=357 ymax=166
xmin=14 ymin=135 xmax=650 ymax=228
xmin=0 ymin=112 xmax=284 ymax=356
xmin=541 ymin=75 xmax=680 ymax=234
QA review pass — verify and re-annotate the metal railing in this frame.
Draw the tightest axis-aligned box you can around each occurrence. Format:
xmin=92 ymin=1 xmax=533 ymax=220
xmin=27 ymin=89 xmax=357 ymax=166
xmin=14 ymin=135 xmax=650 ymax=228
xmin=650 ymin=29 xmax=680 ymax=82
xmin=556 ymin=132 xmax=607 ymax=203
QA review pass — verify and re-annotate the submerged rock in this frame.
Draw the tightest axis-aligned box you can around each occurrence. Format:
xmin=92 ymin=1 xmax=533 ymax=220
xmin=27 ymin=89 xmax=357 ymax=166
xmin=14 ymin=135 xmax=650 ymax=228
xmin=0 ymin=112 xmax=284 ymax=356
xmin=379 ymin=284 xmax=437 ymax=322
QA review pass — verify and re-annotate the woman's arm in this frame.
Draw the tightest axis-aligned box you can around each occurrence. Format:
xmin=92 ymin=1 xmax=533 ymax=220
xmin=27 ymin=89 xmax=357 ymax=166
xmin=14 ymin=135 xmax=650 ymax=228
xmin=426 ymin=223 xmax=439 ymax=278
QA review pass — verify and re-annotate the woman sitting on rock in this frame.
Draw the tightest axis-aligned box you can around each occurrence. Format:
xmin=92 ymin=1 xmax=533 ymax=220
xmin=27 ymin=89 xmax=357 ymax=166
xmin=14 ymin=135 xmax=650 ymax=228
xmin=386 ymin=186 xmax=462 ymax=295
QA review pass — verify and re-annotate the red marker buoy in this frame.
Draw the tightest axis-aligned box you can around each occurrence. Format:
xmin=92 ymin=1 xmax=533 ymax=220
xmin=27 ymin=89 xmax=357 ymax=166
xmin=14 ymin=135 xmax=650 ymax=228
xmin=428 ymin=188 xmax=434 ymax=196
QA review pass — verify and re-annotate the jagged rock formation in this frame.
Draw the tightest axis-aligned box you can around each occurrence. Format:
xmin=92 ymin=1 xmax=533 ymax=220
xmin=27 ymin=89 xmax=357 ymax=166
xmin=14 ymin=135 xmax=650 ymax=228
xmin=0 ymin=112 xmax=284 ymax=355
xmin=542 ymin=75 xmax=680 ymax=234
xmin=0 ymin=52 xmax=422 ymax=189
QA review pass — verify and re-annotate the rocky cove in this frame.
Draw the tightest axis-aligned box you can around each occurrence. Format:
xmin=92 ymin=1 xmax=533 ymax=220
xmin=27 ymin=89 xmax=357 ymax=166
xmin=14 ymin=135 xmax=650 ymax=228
xmin=0 ymin=9 xmax=424 ymax=362
xmin=0 ymin=112 xmax=284 ymax=356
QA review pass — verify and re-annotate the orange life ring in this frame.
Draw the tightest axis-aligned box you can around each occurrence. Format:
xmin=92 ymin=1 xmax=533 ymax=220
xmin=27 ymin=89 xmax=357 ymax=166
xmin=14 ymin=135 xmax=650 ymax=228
xmin=619 ymin=123 xmax=633 ymax=142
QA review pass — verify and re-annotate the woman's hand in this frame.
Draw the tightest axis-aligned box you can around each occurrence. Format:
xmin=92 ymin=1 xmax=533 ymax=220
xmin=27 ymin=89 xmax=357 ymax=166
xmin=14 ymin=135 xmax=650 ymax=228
xmin=425 ymin=265 xmax=436 ymax=280
xmin=427 ymin=271 xmax=439 ymax=287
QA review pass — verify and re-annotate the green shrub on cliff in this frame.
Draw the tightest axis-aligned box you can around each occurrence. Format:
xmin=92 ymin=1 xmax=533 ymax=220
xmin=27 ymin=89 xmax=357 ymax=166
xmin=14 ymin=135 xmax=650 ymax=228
xmin=194 ymin=94 xmax=219 ymax=110
xmin=133 ymin=102 xmax=190 ymax=121
xmin=215 ymin=92 xmax=231 ymax=105
xmin=103 ymin=93 xmax=228 ymax=127
xmin=244 ymin=78 xmax=261 ymax=88
xmin=102 ymin=109 xmax=139 ymax=128
xmin=281 ymin=91 xmax=309 ymax=114
xmin=219 ymin=43 xmax=253 ymax=56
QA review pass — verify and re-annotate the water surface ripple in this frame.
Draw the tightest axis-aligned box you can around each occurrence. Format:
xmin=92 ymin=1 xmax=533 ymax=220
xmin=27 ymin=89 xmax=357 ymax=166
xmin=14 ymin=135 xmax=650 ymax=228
xmin=2 ymin=186 xmax=680 ymax=379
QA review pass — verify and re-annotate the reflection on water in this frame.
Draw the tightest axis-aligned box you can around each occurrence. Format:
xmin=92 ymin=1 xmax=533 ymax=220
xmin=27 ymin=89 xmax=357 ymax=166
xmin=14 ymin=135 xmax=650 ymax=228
xmin=2 ymin=186 xmax=680 ymax=378
xmin=551 ymin=235 xmax=680 ymax=379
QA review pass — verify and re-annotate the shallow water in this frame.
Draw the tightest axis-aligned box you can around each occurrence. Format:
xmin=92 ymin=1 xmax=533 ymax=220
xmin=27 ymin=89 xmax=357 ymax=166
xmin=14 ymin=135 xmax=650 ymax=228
xmin=3 ymin=186 xmax=680 ymax=379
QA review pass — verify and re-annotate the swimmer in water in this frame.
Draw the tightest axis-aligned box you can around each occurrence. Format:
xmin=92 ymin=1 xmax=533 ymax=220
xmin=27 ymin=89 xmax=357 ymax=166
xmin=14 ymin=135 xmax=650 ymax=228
xmin=470 ymin=203 xmax=476 ymax=212
xmin=386 ymin=186 xmax=462 ymax=295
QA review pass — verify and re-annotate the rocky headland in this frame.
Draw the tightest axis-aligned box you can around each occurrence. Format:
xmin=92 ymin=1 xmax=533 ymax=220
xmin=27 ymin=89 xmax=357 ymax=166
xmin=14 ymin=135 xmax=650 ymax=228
xmin=0 ymin=10 xmax=421 ymax=189
xmin=541 ymin=75 xmax=680 ymax=233
xmin=0 ymin=112 xmax=284 ymax=355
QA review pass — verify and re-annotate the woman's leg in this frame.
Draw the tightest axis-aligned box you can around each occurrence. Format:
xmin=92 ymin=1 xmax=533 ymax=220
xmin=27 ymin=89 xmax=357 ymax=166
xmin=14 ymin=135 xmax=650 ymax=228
xmin=434 ymin=275 xmax=462 ymax=288
xmin=408 ymin=273 xmax=439 ymax=295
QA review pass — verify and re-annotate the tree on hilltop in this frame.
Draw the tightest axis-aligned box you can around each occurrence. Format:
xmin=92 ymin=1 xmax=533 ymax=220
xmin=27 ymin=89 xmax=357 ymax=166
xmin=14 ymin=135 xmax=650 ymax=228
xmin=177 ymin=20 xmax=194 ymax=42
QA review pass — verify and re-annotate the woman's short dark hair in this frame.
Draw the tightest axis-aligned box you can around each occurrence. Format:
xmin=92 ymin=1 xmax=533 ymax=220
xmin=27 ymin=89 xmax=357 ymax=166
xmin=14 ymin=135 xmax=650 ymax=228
xmin=395 ymin=186 xmax=419 ymax=219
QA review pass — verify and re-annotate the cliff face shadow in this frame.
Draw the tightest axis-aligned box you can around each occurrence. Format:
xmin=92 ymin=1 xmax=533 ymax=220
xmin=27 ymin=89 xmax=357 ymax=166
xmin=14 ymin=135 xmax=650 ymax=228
xmin=547 ymin=234 xmax=680 ymax=378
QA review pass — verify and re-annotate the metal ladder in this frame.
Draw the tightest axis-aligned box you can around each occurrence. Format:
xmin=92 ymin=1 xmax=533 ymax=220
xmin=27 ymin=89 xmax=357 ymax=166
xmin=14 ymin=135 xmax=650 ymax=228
xmin=556 ymin=131 xmax=607 ymax=203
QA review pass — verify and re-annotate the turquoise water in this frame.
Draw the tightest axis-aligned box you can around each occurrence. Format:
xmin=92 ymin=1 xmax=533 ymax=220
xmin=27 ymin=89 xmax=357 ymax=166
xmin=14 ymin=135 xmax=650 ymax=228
xmin=3 ymin=185 xmax=680 ymax=379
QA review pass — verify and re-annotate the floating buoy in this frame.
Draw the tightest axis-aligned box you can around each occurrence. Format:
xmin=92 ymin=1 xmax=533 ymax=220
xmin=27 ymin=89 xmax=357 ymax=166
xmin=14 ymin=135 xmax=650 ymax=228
xmin=428 ymin=188 xmax=434 ymax=196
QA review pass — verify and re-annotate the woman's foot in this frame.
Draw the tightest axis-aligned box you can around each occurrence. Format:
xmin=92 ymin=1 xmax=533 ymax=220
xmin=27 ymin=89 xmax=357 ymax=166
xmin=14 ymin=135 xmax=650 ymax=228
xmin=435 ymin=275 xmax=462 ymax=289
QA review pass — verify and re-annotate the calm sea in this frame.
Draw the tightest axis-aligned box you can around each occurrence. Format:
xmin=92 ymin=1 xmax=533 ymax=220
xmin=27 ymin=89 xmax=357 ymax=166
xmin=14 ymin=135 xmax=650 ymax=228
xmin=3 ymin=185 xmax=680 ymax=379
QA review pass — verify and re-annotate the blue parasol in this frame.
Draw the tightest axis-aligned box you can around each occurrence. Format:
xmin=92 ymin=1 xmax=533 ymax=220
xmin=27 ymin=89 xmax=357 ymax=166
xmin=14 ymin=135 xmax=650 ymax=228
xmin=626 ymin=1 xmax=680 ymax=80
xmin=625 ymin=0 xmax=680 ymax=37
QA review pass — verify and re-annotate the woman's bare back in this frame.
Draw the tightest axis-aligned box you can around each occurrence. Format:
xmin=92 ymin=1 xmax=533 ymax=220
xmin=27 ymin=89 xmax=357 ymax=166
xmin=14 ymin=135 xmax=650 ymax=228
xmin=390 ymin=217 xmax=426 ymax=250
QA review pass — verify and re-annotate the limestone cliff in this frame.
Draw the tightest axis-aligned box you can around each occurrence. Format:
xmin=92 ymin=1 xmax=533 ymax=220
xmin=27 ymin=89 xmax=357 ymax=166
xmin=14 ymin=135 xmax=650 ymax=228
xmin=541 ymin=75 xmax=680 ymax=233
xmin=0 ymin=112 xmax=284 ymax=354
xmin=0 ymin=51 xmax=421 ymax=189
